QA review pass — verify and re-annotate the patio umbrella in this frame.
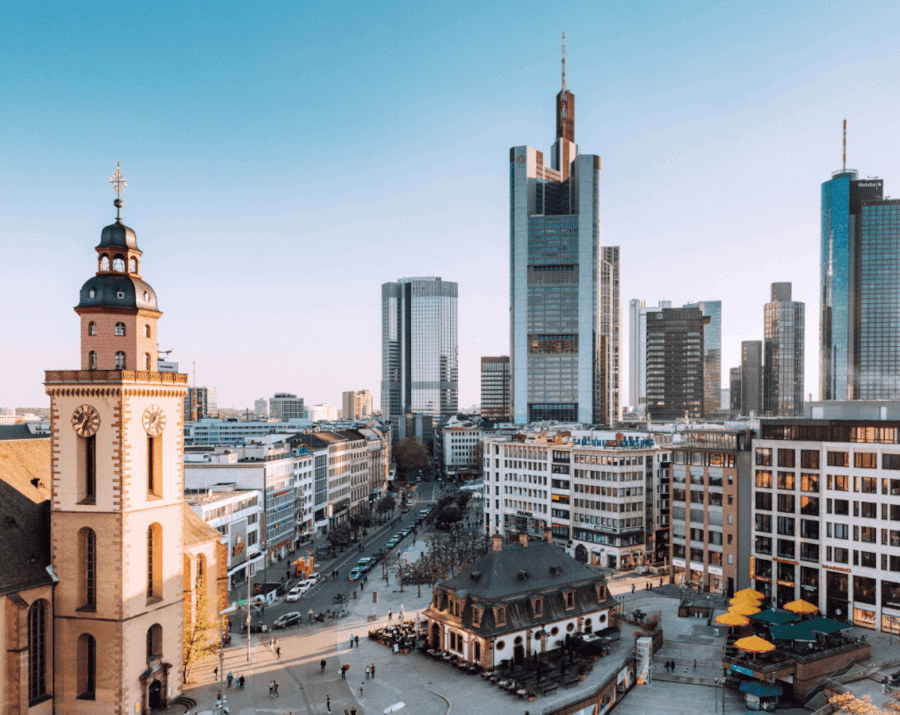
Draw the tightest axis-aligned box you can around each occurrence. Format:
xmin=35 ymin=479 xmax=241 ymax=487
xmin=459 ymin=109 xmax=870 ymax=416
xmin=783 ymin=600 xmax=817 ymax=615
xmin=734 ymin=588 xmax=764 ymax=600
xmin=734 ymin=635 xmax=775 ymax=653
xmin=716 ymin=612 xmax=750 ymax=627
xmin=729 ymin=595 xmax=762 ymax=606
xmin=729 ymin=603 xmax=761 ymax=616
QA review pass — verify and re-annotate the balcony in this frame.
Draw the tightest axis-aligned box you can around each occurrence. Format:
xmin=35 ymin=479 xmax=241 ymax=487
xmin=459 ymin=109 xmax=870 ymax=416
xmin=45 ymin=369 xmax=188 ymax=385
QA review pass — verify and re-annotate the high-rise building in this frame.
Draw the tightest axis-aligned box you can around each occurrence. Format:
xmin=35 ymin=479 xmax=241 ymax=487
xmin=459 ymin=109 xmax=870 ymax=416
xmin=685 ymin=300 xmax=722 ymax=416
xmin=184 ymin=385 xmax=217 ymax=422
xmin=819 ymin=141 xmax=894 ymax=399
xmin=342 ymin=390 xmax=373 ymax=420
xmin=627 ymin=300 xmax=669 ymax=409
xmin=763 ymin=282 xmax=805 ymax=415
xmin=729 ymin=367 xmax=742 ymax=418
xmin=509 ymin=41 xmax=617 ymax=425
xmin=740 ymin=340 xmax=763 ymax=417
xmin=381 ymin=276 xmax=458 ymax=422
xmin=600 ymin=246 xmax=621 ymax=424
xmin=269 ymin=392 xmax=305 ymax=421
xmin=480 ymin=356 xmax=511 ymax=422
xmin=645 ymin=307 xmax=707 ymax=420
xmin=253 ymin=397 xmax=268 ymax=418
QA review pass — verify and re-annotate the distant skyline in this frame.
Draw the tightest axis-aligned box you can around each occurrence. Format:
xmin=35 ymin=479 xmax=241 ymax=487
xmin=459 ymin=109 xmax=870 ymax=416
xmin=3 ymin=3 xmax=900 ymax=411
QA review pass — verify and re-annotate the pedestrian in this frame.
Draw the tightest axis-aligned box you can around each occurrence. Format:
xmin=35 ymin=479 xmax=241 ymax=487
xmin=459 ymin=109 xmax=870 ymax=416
xmin=659 ymin=577 xmax=663 ymax=588
xmin=693 ymin=659 xmax=697 ymax=670
xmin=273 ymin=681 xmax=279 ymax=697
xmin=320 ymin=658 xmax=327 ymax=673
xmin=388 ymin=608 xmax=393 ymax=620
xmin=349 ymin=635 xmax=354 ymax=648
xmin=354 ymin=634 xmax=359 ymax=647
xmin=365 ymin=665 xmax=370 ymax=680
xmin=340 ymin=664 xmax=346 ymax=679
xmin=238 ymin=674 xmax=245 ymax=690
xmin=631 ymin=583 xmax=635 ymax=594
xmin=371 ymin=663 xmax=375 ymax=679
xmin=359 ymin=682 xmax=364 ymax=697
xmin=276 ymin=646 xmax=281 ymax=660
xmin=268 ymin=680 xmax=274 ymax=698
xmin=326 ymin=694 xmax=332 ymax=713
xmin=227 ymin=671 xmax=233 ymax=688
xmin=351 ymin=708 xmax=357 ymax=715
xmin=214 ymin=666 xmax=219 ymax=680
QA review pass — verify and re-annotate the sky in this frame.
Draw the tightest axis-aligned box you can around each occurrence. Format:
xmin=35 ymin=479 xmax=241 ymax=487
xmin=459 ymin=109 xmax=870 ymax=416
xmin=3 ymin=2 xmax=900 ymax=412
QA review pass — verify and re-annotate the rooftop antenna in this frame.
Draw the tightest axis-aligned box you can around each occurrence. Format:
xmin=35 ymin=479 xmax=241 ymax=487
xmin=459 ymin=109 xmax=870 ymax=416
xmin=561 ymin=31 xmax=566 ymax=92
xmin=842 ymin=119 xmax=847 ymax=172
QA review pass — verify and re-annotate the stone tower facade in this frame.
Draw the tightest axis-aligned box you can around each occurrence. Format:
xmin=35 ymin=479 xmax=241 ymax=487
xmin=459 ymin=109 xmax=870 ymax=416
xmin=45 ymin=188 xmax=188 ymax=713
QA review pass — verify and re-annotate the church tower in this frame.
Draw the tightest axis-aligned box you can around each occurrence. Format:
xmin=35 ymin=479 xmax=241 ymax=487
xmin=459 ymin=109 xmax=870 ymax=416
xmin=45 ymin=166 xmax=188 ymax=713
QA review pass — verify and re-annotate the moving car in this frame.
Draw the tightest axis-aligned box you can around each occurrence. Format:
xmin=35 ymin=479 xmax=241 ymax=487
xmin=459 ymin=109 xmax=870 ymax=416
xmin=285 ymin=586 xmax=303 ymax=602
xmin=357 ymin=557 xmax=375 ymax=572
xmin=273 ymin=612 xmax=302 ymax=629
xmin=348 ymin=567 xmax=363 ymax=581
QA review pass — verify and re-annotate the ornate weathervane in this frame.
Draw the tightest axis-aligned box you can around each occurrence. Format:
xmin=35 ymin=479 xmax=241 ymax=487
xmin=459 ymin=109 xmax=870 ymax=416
xmin=108 ymin=161 xmax=127 ymax=218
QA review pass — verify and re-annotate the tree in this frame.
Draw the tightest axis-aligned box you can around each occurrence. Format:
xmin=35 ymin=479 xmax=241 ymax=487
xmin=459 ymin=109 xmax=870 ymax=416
xmin=183 ymin=585 xmax=218 ymax=684
xmin=327 ymin=523 xmax=352 ymax=550
xmin=828 ymin=693 xmax=900 ymax=714
xmin=394 ymin=437 xmax=429 ymax=480
xmin=376 ymin=494 xmax=396 ymax=521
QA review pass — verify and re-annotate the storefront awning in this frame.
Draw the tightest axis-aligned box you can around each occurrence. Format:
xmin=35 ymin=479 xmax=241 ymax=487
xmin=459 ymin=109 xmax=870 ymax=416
xmin=739 ymin=680 xmax=782 ymax=697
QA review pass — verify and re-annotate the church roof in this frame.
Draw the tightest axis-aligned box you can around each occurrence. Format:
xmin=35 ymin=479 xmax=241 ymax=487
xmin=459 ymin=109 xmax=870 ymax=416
xmin=183 ymin=502 xmax=224 ymax=547
xmin=97 ymin=218 xmax=139 ymax=250
xmin=0 ymin=439 xmax=54 ymax=596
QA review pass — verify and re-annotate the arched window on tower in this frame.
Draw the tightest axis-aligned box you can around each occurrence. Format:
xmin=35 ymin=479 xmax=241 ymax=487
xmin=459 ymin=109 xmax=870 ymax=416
xmin=88 ymin=351 xmax=97 ymax=370
xmin=146 ymin=624 xmax=162 ymax=661
xmin=88 ymin=321 xmax=97 ymax=336
xmin=28 ymin=600 xmax=48 ymax=703
xmin=130 ymin=256 xmax=138 ymax=273
xmin=147 ymin=434 xmax=162 ymax=498
xmin=115 ymin=322 xmax=126 ymax=336
xmin=147 ymin=523 xmax=162 ymax=600
xmin=78 ymin=528 xmax=97 ymax=610
xmin=76 ymin=634 xmax=96 ymax=700
xmin=78 ymin=433 xmax=96 ymax=503
xmin=112 ymin=255 xmax=126 ymax=272
xmin=145 ymin=324 xmax=151 ymax=338
xmin=115 ymin=351 xmax=126 ymax=369
xmin=100 ymin=255 xmax=110 ymax=272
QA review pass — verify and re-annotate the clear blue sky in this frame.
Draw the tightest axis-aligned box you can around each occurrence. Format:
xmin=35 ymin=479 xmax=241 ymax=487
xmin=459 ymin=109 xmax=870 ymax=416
xmin=3 ymin=2 xmax=899 ymax=411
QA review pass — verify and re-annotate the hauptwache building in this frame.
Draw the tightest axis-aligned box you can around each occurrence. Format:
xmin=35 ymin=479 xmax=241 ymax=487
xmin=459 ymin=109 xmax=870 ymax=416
xmin=0 ymin=176 xmax=226 ymax=714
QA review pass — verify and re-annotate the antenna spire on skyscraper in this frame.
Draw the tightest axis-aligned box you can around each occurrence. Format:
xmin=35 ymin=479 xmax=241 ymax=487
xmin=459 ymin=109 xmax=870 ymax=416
xmin=843 ymin=118 xmax=847 ymax=172
xmin=561 ymin=31 xmax=566 ymax=91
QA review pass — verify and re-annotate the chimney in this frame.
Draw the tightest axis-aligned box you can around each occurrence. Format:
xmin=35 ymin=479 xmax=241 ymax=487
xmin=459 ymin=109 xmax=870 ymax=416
xmin=519 ymin=533 xmax=529 ymax=548
xmin=492 ymin=534 xmax=503 ymax=552
xmin=544 ymin=528 xmax=553 ymax=543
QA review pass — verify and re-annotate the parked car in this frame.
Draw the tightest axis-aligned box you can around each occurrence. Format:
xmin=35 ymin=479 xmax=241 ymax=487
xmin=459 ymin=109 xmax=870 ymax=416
xmin=295 ymin=578 xmax=316 ymax=592
xmin=357 ymin=557 xmax=375 ymax=572
xmin=285 ymin=587 xmax=303 ymax=602
xmin=273 ymin=612 xmax=302 ymax=629
xmin=348 ymin=567 xmax=362 ymax=581
xmin=401 ymin=506 xmax=410 ymax=513
xmin=241 ymin=622 xmax=269 ymax=634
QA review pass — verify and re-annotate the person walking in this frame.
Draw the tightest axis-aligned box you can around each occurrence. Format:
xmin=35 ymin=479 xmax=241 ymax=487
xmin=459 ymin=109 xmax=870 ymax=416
xmin=267 ymin=681 xmax=274 ymax=698
xmin=227 ymin=671 xmax=233 ymax=688
xmin=238 ymin=674 xmax=245 ymax=690
xmin=340 ymin=664 xmax=346 ymax=679
xmin=354 ymin=634 xmax=359 ymax=647
xmin=273 ymin=681 xmax=279 ymax=697
xmin=631 ymin=583 xmax=635 ymax=594
xmin=326 ymin=694 xmax=332 ymax=713
xmin=359 ymin=682 xmax=364 ymax=697
xmin=349 ymin=635 xmax=354 ymax=648
xmin=214 ymin=666 xmax=219 ymax=680
xmin=370 ymin=663 xmax=375 ymax=679
xmin=365 ymin=665 xmax=370 ymax=680
xmin=320 ymin=658 xmax=327 ymax=673
xmin=276 ymin=645 xmax=281 ymax=660
xmin=388 ymin=608 xmax=393 ymax=621
xmin=693 ymin=659 xmax=697 ymax=670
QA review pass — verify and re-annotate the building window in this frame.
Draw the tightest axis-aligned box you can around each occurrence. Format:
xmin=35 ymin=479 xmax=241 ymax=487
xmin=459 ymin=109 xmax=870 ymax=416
xmin=79 ymin=528 xmax=97 ymax=610
xmin=88 ymin=321 xmax=97 ymax=336
xmin=147 ymin=523 xmax=162 ymax=600
xmin=147 ymin=436 xmax=162 ymax=497
xmin=144 ymin=353 xmax=151 ymax=370
xmin=145 ymin=324 xmax=151 ymax=338
xmin=79 ymin=435 xmax=96 ymax=503
xmin=130 ymin=256 xmax=139 ymax=273
xmin=88 ymin=351 xmax=97 ymax=370
xmin=147 ymin=624 xmax=162 ymax=661
xmin=112 ymin=255 xmax=126 ymax=272
xmin=115 ymin=351 xmax=126 ymax=369
xmin=115 ymin=322 xmax=126 ymax=336
xmin=76 ymin=634 xmax=96 ymax=699
xmin=28 ymin=600 xmax=48 ymax=703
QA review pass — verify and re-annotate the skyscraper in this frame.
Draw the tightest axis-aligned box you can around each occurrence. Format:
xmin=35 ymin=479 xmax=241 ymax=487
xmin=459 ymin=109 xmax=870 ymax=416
xmin=763 ymin=282 xmax=805 ymax=415
xmin=819 ymin=127 xmax=894 ymax=399
xmin=509 ymin=37 xmax=618 ymax=424
xmin=480 ymin=356 xmax=511 ymax=422
xmin=740 ymin=340 xmax=763 ymax=417
xmin=684 ymin=300 xmax=722 ymax=416
xmin=628 ymin=300 xmax=669 ymax=409
xmin=342 ymin=390 xmax=373 ymax=420
xmin=645 ymin=307 xmax=707 ymax=420
xmin=381 ymin=276 xmax=458 ymax=422
xmin=599 ymin=246 xmax=621 ymax=424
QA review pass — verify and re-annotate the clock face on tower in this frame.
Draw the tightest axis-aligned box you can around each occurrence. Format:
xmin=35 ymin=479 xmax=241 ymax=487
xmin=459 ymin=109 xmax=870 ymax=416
xmin=142 ymin=404 xmax=167 ymax=436
xmin=71 ymin=404 xmax=101 ymax=437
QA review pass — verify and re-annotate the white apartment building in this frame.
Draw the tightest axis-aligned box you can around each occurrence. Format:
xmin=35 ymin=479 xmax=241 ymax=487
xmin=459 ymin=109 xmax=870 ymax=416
xmin=443 ymin=425 xmax=485 ymax=476
xmin=186 ymin=486 xmax=264 ymax=584
xmin=483 ymin=429 xmax=666 ymax=571
xmin=185 ymin=418 xmax=310 ymax=445
xmin=750 ymin=409 xmax=900 ymax=635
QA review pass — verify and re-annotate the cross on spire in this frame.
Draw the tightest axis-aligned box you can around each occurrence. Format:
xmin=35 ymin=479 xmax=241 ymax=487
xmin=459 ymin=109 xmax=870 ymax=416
xmin=109 ymin=161 xmax=127 ymax=219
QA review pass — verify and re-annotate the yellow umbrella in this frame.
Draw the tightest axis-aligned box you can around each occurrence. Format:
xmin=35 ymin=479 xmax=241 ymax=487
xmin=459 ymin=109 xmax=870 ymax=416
xmin=734 ymin=588 xmax=764 ymax=600
xmin=729 ymin=603 xmax=761 ymax=616
xmin=734 ymin=635 xmax=775 ymax=653
xmin=783 ymin=600 xmax=818 ymax=615
xmin=715 ymin=612 xmax=750 ymax=626
xmin=729 ymin=595 xmax=761 ymax=606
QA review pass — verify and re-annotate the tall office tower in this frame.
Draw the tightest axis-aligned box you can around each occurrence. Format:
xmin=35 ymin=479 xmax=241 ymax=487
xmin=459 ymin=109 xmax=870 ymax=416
xmin=254 ymin=397 xmax=268 ymax=418
xmin=480 ymin=356 xmax=511 ymax=422
xmin=342 ymin=390 xmax=373 ymax=420
xmin=184 ymin=385 xmax=217 ymax=422
xmin=510 ymin=38 xmax=617 ymax=424
xmin=685 ymin=301 xmax=722 ymax=416
xmin=381 ymin=276 xmax=458 ymax=422
xmin=819 ymin=125 xmax=892 ymax=399
xmin=763 ymin=282 xmax=805 ymax=415
xmin=269 ymin=392 xmax=305 ymax=420
xmin=599 ymin=246 xmax=621 ymax=424
xmin=740 ymin=340 xmax=763 ymax=416
xmin=645 ymin=307 xmax=708 ymax=420
xmin=729 ymin=367 xmax=742 ymax=418
xmin=628 ymin=300 xmax=669 ymax=409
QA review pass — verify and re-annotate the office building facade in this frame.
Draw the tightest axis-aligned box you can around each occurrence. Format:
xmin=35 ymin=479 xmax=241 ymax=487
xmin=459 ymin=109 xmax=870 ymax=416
xmin=509 ymin=55 xmax=617 ymax=425
xmin=381 ymin=276 xmax=458 ymax=422
xmin=480 ymin=356 xmax=511 ymax=422
xmin=269 ymin=392 xmax=305 ymax=421
xmin=645 ymin=307 xmax=707 ymax=420
xmin=740 ymin=341 xmax=763 ymax=417
xmin=685 ymin=301 xmax=722 ymax=417
xmin=764 ymin=282 xmax=805 ymax=416
xmin=342 ymin=389 xmax=373 ymax=420
xmin=600 ymin=246 xmax=621 ymax=424
xmin=184 ymin=385 xmax=217 ymax=422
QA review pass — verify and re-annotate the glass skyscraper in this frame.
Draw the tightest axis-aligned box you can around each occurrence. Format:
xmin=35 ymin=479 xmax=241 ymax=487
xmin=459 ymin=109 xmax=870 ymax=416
xmin=685 ymin=300 xmax=722 ymax=417
xmin=819 ymin=169 xmax=884 ymax=399
xmin=763 ymin=282 xmax=804 ymax=415
xmin=381 ymin=277 xmax=458 ymax=422
xmin=509 ymin=53 xmax=619 ymax=424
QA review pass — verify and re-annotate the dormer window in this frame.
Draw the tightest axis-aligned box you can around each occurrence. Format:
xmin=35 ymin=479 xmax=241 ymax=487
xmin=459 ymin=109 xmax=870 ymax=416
xmin=563 ymin=590 xmax=575 ymax=610
xmin=531 ymin=596 xmax=543 ymax=617
xmin=88 ymin=288 xmax=96 ymax=299
xmin=472 ymin=605 xmax=483 ymax=627
xmin=494 ymin=606 xmax=506 ymax=626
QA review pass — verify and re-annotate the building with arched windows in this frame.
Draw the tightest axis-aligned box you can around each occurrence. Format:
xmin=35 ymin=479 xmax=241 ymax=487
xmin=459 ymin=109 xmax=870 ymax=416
xmin=0 ymin=181 xmax=225 ymax=713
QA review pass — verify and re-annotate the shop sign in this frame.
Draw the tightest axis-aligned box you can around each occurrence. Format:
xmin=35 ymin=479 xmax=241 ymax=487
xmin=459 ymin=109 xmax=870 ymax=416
xmin=731 ymin=664 xmax=754 ymax=677
xmin=776 ymin=580 xmax=795 ymax=587
xmin=824 ymin=564 xmax=852 ymax=573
